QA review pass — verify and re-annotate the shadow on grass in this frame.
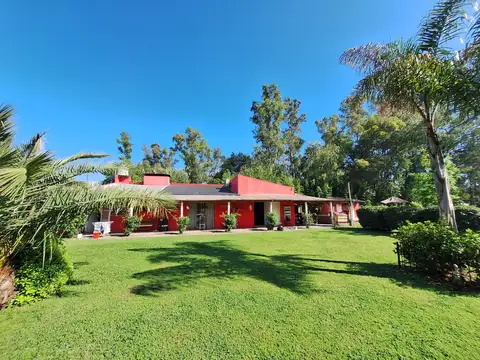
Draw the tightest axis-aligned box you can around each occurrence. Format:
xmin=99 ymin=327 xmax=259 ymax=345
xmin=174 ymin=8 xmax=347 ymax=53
xmin=73 ymin=261 xmax=90 ymax=269
xmin=332 ymin=227 xmax=390 ymax=237
xmin=129 ymin=241 xmax=479 ymax=298
xmin=67 ymin=279 xmax=91 ymax=286
xmin=130 ymin=241 xmax=321 ymax=296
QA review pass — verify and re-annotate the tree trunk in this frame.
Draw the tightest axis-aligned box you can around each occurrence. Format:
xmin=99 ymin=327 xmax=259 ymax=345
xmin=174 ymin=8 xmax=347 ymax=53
xmin=425 ymin=122 xmax=458 ymax=231
xmin=0 ymin=264 xmax=16 ymax=310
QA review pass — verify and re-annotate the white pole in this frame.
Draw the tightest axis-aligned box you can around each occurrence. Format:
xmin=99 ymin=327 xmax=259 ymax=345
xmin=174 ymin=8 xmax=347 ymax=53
xmin=180 ymin=201 xmax=184 ymax=217
xmin=347 ymin=182 xmax=354 ymax=226
xmin=269 ymin=201 xmax=273 ymax=213
xmin=329 ymin=201 xmax=333 ymax=224
xmin=129 ymin=207 xmax=133 ymax=217
xmin=305 ymin=202 xmax=308 ymax=214
xmin=227 ymin=201 xmax=231 ymax=215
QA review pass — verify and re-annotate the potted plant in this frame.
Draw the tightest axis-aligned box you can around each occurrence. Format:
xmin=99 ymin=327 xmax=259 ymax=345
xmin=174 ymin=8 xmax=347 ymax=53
xmin=302 ymin=213 xmax=313 ymax=229
xmin=124 ymin=216 xmax=142 ymax=236
xmin=265 ymin=212 xmax=278 ymax=231
xmin=221 ymin=213 xmax=239 ymax=232
xmin=176 ymin=216 xmax=190 ymax=234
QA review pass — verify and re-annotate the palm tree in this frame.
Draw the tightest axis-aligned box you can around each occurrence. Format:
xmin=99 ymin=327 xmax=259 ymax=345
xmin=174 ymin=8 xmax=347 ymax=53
xmin=0 ymin=105 xmax=175 ymax=265
xmin=340 ymin=0 xmax=480 ymax=231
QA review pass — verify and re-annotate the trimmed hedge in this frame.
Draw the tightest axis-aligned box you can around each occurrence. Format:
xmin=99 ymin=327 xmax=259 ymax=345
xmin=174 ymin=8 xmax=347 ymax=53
xmin=394 ymin=221 xmax=480 ymax=278
xmin=358 ymin=205 xmax=480 ymax=231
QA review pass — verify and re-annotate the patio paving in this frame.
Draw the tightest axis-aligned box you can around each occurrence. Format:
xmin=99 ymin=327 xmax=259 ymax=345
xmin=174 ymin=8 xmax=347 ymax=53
xmin=80 ymin=225 xmax=331 ymax=239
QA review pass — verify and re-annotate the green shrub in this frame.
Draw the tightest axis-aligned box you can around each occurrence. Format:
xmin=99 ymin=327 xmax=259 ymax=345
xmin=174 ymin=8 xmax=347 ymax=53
xmin=459 ymin=230 xmax=480 ymax=275
xmin=358 ymin=205 xmax=480 ymax=231
xmin=455 ymin=206 xmax=480 ymax=232
xmin=265 ymin=212 xmax=278 ymax=230
xmin=221 ymin=213 xmax=238 ymax=232
xmin=11 ymin=263 xmax=71 ymax=306
xmin=394 ymin=221 xmax=480 ymax=277
xmin=57 ymin=215 xmax=87 ymax=238
xmin=357 ymin=206 xmax=387 ymax=230
xmin=176 ymin=216 xmax=190 ymax=234
xmin=302 ymin=213 xmax=313 ymax=228
xmin=10 ymin=240 xmax=74 ymax=306
xmin=124 ymin=216 xmax=142 ymax=236
xmin=12 ymin=240 xmax=73 ymax=278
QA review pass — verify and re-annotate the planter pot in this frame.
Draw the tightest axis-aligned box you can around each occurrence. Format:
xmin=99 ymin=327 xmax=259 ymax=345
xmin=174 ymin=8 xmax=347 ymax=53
xmin=76 ymin=233 xmax=83 ymax=239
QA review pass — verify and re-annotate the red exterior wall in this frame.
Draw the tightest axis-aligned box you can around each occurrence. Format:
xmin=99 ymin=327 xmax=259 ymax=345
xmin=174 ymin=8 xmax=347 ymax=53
xmin=214 ymin=202 xmax=228 ymax=229
xmin=114 ymin=175 xmax=131 ymax=184
xmin=320 ymin=201 xmax=361 ymax=221
xmin=167 ymin=202 xmax=189 ymax=231
xmin=110 ymin=215 xmax=125 ymax=233
xmin=104 ymin=200 xmax=361 ymax=233
xmin=231 ymin=201 xmax=255 ymax=228
xmin=230 ymin=174 xmax=294 ymax=195
xmin=143 ymin=175 xmax=170 ymax=186
xmin=280 ymin=201 xmax=296 ymax=226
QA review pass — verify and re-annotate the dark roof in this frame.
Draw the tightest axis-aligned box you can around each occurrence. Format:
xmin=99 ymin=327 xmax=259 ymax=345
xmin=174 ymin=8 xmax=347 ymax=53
xmin=163 ymin=184 xmax=236 ymax=196
xmin=104 ymin=183 xmax=364 ymax=202
xmin=144 ymin=173 xmax=171 ymax=177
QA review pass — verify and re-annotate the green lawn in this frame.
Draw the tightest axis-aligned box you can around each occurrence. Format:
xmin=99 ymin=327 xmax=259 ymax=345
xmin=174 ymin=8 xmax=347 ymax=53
xmin=1 ymin=229 xmax=479 ymax=359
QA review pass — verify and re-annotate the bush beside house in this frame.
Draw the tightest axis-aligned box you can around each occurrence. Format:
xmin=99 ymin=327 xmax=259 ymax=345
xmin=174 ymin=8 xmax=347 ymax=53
xmin=176 ymin=217 xmax=190 ymax=234
xmin=221 ymin=213 xmax=239 ymax=232
xmin=265 ymin=212 xmax=278 ymax=230
xmin=124 ymin=216 xmax=142 ymax=236
xmin=358 ymin=205 xmax=480 ymax=231
xmin=394 ymin=221 xmax=480 ymax=286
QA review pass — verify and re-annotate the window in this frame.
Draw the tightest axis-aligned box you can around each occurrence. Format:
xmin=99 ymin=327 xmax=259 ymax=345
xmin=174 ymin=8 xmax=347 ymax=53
xmin=284 ymin=206 xmax=292 ymax=222
xmin=336 ymin=204 xmax=343 ymax=213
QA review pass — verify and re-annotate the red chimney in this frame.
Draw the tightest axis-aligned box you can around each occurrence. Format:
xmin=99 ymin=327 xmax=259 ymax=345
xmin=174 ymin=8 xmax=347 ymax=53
xmin=114 ymin=174 xmax=131 ymax=184
xmin=143 ymin=174 xmax=171 ymax=186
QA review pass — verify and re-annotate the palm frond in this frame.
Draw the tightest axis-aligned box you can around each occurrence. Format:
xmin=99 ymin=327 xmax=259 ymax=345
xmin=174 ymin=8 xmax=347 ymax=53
xmin=340 ymin=39 xmax=420 ymax=75
xmin=19 ymin=132 xmax=46 ymax=159
xmin=55 ymin=152 xmax=109 ymax=167
xmin=470 ymin=10 xmax=480 ymax=41
xmin=0 ymin=105 xmax=14 ymax=146
xmin=0 ymin=167 xmax=27 ymax=197
xmin=31 ymin=162 xmax=109 ymax=189
xmin=340 ymin=42 xmax=386 ymax=74
xmin=417 ymin=0 xmax=468 ymax=54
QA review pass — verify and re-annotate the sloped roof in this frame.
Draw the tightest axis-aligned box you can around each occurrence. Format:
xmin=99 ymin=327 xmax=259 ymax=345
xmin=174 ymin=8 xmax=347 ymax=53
xmin=380 ymin=196 xmax=408 ymax=205
xmin=164 ymin=184 xmax=235 ymax=196
xmin=104 ymin=183 xmax=362 ymax=203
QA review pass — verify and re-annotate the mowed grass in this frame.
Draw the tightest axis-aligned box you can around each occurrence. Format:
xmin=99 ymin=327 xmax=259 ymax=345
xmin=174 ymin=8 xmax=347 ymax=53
xmin=1 ymin=229 xmax=479 ymax=359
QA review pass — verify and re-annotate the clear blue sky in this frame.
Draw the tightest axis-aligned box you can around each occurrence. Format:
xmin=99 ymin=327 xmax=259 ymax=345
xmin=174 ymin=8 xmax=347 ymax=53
xmin=1 ymin=0 xmax=436 ymax=164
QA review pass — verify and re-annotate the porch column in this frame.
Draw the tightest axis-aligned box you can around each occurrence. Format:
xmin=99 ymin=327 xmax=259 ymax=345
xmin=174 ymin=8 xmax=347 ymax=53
xmin=180 ymin=201 xmax=184 ymax=217
xmin=269 ymin=201 xmax=273 ymax=213
xmin=227 ymin=201 xmax=231 ymax=215
xmin=129 ymin=207 xmax=133 ymax=217
xmin=329 ymin=201 xmax=334 ymax=224
xmin=305 ymin=202 xmax=308 ymax=214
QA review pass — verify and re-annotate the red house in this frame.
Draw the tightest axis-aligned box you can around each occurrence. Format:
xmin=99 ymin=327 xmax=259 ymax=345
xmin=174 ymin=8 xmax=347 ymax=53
xmin=98 ymin=173 xmax=362 ymax=233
